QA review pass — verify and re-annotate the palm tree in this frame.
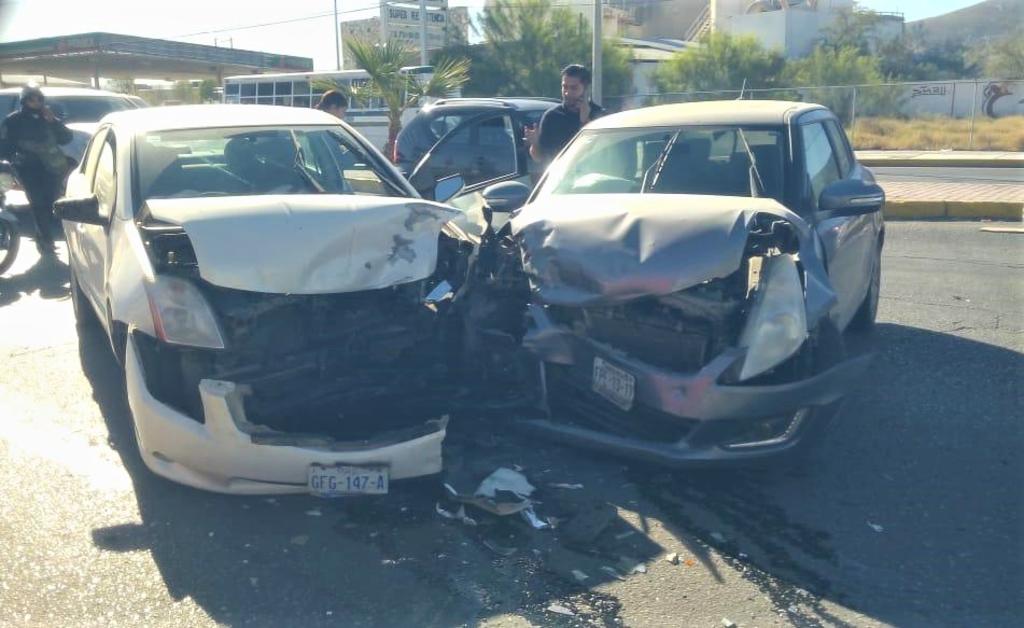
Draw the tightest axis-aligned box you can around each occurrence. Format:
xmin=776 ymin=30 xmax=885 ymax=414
xmin=331 ymin=38 xmax=470 ymax=157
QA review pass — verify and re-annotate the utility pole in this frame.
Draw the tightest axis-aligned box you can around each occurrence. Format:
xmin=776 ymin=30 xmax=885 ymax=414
xmin=592 ymin=0 xmax=602 ymax=105
xmin=419 ymin=0 xmax=429 ymax=65
xmin=334 ymin=0 xmax=341 ymax=70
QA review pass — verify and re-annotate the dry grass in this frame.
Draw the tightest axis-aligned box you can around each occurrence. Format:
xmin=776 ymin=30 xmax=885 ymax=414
xmin=851 ymin=116 xmax=1024 ymax=151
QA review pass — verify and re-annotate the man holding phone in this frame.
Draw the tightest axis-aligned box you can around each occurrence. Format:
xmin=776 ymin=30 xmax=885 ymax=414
xmin=526 ymin=64 xmax=604 ymax=170
xmin=0 ymin=83 xmax=72 ymax=257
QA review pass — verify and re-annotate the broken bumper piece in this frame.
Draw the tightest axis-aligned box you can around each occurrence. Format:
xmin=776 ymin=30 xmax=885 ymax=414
xmin=124 ymin=334 xmax=446 ymax=494
xmin=524 ymin=323 xmax=872 ymax=466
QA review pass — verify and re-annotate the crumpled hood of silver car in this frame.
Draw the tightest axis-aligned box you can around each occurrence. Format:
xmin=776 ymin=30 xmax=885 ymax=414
xmin=511 ymin=194 xmax=835 ymax=316
xmin=144 ymin=195 xmax=460 ymax=294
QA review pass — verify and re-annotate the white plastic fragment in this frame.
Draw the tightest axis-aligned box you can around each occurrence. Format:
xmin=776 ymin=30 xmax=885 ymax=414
xmin=549 ymin=483 xmax=584 ymax=490
xmin=571 ymin=569 xmax=589 ymax=582
xmin=546 ymin=604 xmax=575 ymax=617
xmin=521 ymin=507 xmax=550 ymax=530
xmin=435 ymin=502 xmax=478 ymax=526
xmin=867 ymin=522 xmax=884 ymax=533
xmin=305 ymin=509 xmax=322 ymax=517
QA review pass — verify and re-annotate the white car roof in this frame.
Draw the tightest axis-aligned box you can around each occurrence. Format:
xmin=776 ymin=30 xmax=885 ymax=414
xmin=101 ymin=104 xmax=340 ymax=133
xmin=587 ymin=100 xmax=827 ymax=130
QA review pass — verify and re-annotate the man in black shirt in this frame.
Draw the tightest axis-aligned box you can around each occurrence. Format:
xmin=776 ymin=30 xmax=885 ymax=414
xmin=526 ymin=64 xmax=604 ymax=170
xmin=0 ymin=84 xmax=72 ymax=256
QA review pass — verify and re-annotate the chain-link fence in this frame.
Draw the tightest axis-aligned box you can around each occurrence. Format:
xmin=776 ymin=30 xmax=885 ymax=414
xmin=604 ymin=79 xmax=1024 ymax=151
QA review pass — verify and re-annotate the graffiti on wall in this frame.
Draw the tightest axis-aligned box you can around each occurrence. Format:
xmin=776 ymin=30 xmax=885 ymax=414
xmin=982 ymin=82 xmax=1018 ymax=118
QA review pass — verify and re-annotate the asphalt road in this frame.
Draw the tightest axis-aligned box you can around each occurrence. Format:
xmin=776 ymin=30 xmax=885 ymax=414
xmin=872 ymin=166 xmax=1024 ymax=185
xmin=1 ymin=222 xmax=1021 ymax=627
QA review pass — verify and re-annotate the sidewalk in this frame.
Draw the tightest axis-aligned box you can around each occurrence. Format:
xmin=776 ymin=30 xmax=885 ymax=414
xmin=858 ymin=150 xmax=1024 ymax=168
xmin=883 ymin=180 xmax=1023 ymax=220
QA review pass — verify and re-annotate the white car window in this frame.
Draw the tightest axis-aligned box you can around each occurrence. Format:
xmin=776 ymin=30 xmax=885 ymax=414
xmin=800 ymin=122 xmax=841 ymax=209
xmin=93 ymin=141 xmax=116 ymax=218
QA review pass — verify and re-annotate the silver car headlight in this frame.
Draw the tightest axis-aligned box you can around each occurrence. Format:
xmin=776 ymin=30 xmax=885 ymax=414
xmin=737 ymin=254 xmax=808 ymax=381
xmin=144 ymin=274 xmax=225 ymax=349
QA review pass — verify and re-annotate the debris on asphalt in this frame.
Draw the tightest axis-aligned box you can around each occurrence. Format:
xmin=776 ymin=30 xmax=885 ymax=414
xmin=549 ymin=483 xmax=584 ymax=490
xmin=868 ymin=522 xmax=885 ymax=533
xmin=571 ymin=569 xmax=590 ymax=582
xmin=305 ymin=508 xmax=322 ymax=517
xmin=482 ymin=539 xmax=517 ymax=557
xmin=445 ymin=467 xmax=535 ymax=516
xmin=546 ymin=604 xmax=575 ymax=617
xmin=521 ymin=507 xmax=551 ymax=530
xmin=600 ymin=566 xmax=627 ymax=581
xmin=665 ymin=552 xmax=680 ymax=565
xmin=290 ymin=535 xmax=309 ymax=546
xmin=722 ymin=618 xmax=737 ymax=628
xmin=710 ymin=531 xmax=727 ymax=544
xmin=435 ymin=503 xmax=478 ymax=526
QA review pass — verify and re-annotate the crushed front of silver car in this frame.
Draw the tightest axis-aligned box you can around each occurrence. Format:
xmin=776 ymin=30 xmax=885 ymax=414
xmin=507 ymin=194 xmax=872 ymax=465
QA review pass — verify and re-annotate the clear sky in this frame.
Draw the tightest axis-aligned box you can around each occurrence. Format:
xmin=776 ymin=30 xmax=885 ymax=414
xmin=0 ymin=0 xmax=985 ymax=71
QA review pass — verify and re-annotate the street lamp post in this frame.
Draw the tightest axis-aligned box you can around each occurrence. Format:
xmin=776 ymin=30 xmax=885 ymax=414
xmin=334 ymin=0 xmax=341 ymax=70
xmin=419 ymin=0 xmax=428 ymax=66
xmin=592 ymin=0 xmax=602 ymax=105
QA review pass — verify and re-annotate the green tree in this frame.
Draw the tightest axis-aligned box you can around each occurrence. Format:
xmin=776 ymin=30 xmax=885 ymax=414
xmin=325 ymin=38 xmax=470 ymax=155
xmin=654 ymin=32 xmax=786 ymax=94
xmin=977 ymin=32 xmax=1024 ymax=78
xmin=784 ymin=46 xmax=901 ymax=122
xmin=457 ymin=0 xmax=631 ymax=102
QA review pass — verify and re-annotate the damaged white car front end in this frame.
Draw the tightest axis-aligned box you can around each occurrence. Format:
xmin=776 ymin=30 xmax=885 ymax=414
xmin=119 ymin=197 xmax=463 ymax=493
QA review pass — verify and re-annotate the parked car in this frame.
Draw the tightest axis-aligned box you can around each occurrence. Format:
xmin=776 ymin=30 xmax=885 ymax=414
xmin=0 ymin=86 xmax=148 ymax=166
xmin=56 ymin=105 xmax=517 ymax=495
xmin=476 ymin=100 xmax=883 ymax=465
xmin=397 ymin=97 xmax=558 ymax=232
xmin=0 ymin=87 xmax=148 ymax=213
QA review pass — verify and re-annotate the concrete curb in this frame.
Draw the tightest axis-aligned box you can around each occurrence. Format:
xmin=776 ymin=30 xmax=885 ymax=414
xmin=884 ymin=199 xmax=1023 ymax=220
xmin=861 ymin=157 xmax=1024 ymax=168
xmin=856 ymin=150 xmax=1024 ymax=169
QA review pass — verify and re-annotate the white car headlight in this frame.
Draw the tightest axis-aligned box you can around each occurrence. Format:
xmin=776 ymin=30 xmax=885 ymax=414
xmin=737 ymin=254 xmax=808 ymax=381
xmin=144 ymin=275 xmax=225 ymax=349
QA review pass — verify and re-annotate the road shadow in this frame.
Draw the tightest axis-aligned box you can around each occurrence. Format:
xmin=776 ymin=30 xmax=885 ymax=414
xmin=76 ymin=321 xmax=1023 ymax=626
xmin=77 ymin=328 xmax=663 ymax=627
xmin=0 ymin=237 xmax=69 ymax=307
xmin=634 ymin=323 xmax=1023 ymax=626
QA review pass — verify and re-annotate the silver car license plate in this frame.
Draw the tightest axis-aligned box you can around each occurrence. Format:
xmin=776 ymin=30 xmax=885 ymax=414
xmin=308 ymin=464 xmax=389 ymax=497
xmin=592 ymin=357 xmax=636 ymax=411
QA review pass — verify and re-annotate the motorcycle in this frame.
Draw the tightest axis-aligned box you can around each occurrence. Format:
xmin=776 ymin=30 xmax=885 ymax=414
xmin=0 ymin=160 xmax=21 ymax=275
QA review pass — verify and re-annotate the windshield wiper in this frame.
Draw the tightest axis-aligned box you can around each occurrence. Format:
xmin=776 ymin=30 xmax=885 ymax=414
xmin=641 ymin=131 xmax=681 ymax=193
xmin=289 ymin=131 xmax=325 ymax=193
xmin=736 ymin=128 xmax=765 ymax=198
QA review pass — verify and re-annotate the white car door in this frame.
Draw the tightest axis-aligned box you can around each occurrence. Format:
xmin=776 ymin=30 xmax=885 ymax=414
xmin=76 ymin=131 xmax=118 ymax=321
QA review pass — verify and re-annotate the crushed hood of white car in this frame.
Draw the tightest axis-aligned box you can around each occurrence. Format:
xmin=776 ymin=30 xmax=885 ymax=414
xmin=143 ymin=195 xmax=460 ymax=295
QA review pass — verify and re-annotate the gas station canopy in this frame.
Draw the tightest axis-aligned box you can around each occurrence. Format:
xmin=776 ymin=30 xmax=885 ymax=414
xmin=0 ymin=32 xmax=313 ymax=83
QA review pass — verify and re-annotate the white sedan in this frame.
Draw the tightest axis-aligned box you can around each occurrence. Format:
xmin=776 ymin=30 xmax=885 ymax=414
xmin=57 ymin=105 xmax=471 ymax=494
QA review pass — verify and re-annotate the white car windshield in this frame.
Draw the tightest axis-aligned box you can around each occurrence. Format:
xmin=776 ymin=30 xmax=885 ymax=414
xmin=536 ymin=126 xmax=787 ymax=201
xmin=136 ymin=125 xmax=405 ymax=203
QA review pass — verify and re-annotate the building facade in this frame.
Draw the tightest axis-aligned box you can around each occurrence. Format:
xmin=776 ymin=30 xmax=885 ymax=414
xmin=340 ymin=1 xmax=471 ymax=69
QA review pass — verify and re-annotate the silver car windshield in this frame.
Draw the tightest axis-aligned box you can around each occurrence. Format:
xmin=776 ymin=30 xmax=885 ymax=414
xmin=536 ymin=126 xmax=786 ymax=201
xmin=135 ymin=125 xmax=406 ymax=204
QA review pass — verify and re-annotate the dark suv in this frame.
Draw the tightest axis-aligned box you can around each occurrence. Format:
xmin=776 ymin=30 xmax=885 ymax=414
xmin=396 ymin=97 xmax=558 ymax=195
